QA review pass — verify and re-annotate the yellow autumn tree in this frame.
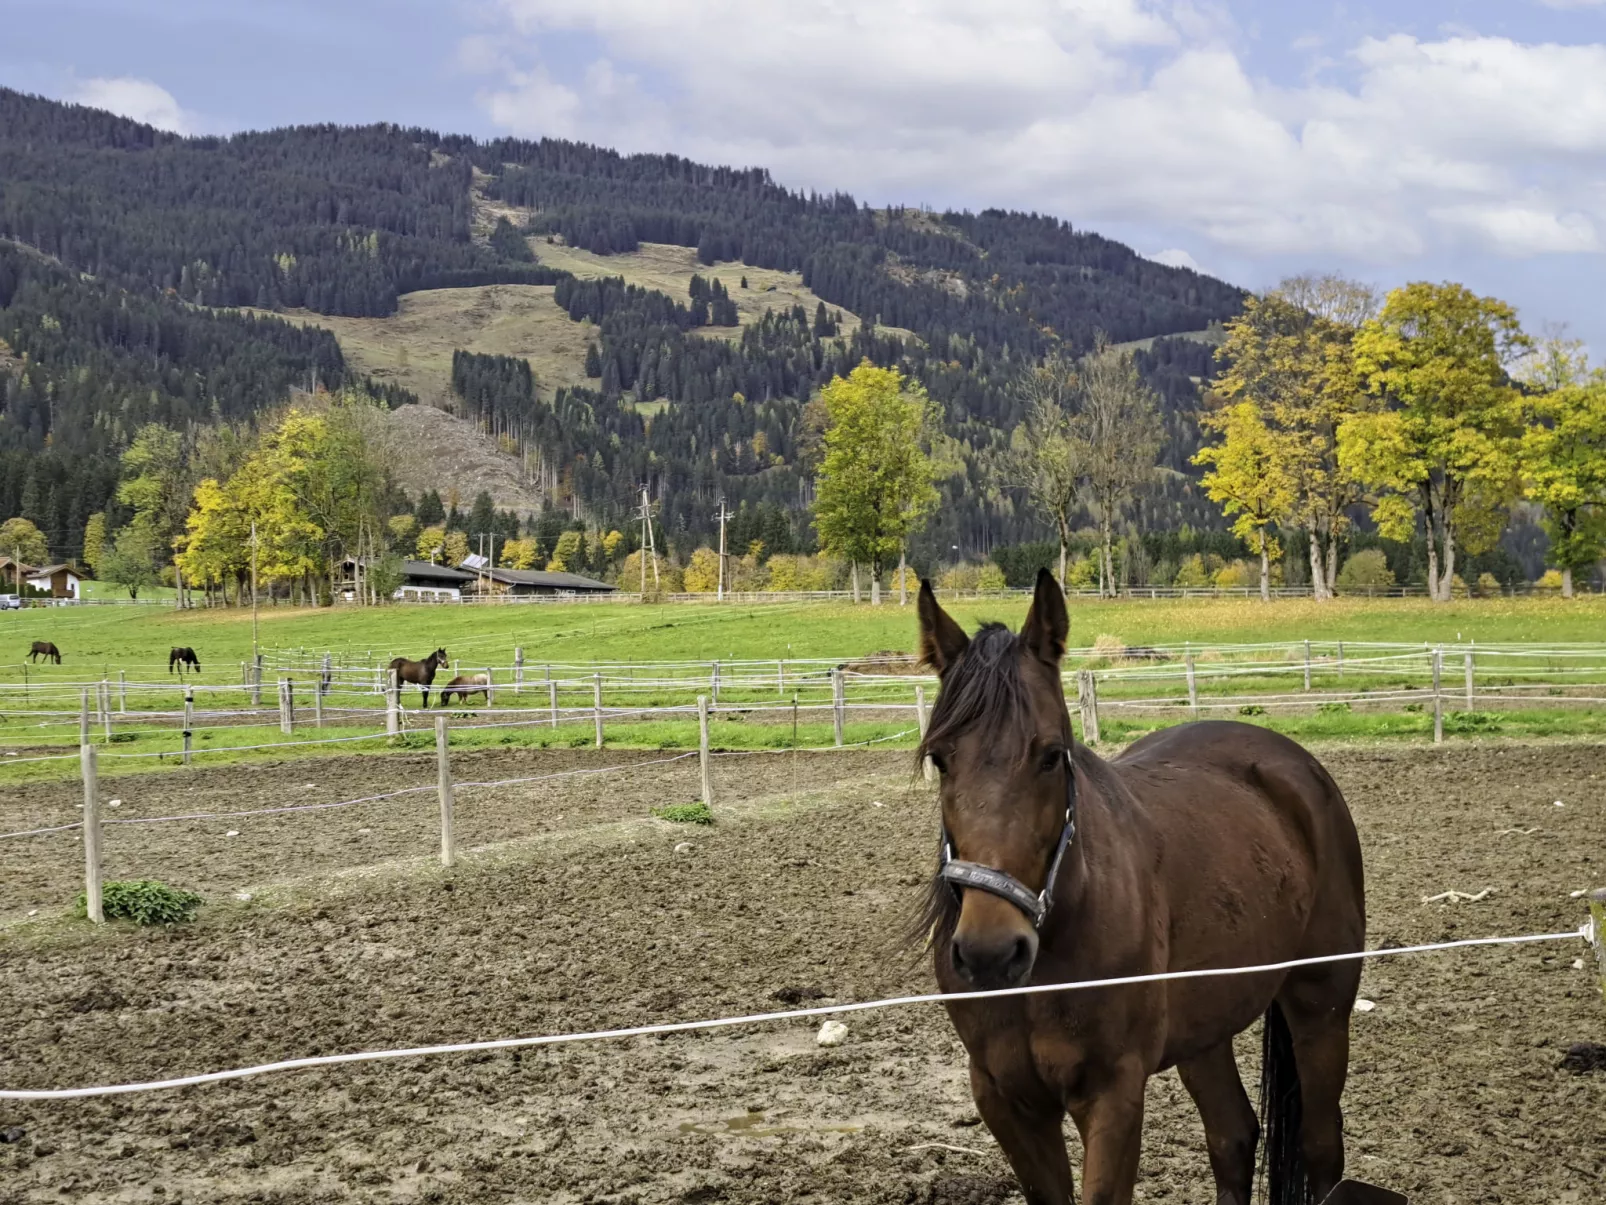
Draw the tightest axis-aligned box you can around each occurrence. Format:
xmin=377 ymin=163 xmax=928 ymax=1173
xmin=682 ymin=547 xmax=721 ymax=592
xmin=1194 ymin=402 xmax=1296 ymax=601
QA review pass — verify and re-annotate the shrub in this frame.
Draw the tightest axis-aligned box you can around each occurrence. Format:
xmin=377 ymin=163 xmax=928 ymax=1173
xmin=1174 ymin=553 xmax=1222 ymax=588
xmin=652 ymin=801 xmax=714 ymax=825
xmin=938 ymin=563 xmax=981 ymax=591
xmin=1066 ymin=556 xmax=1100 ymax=589
xmin=1476 ymin=572 xmax=1501 ymax=597
xmin=1238 ymin=704 xmax=1267 ymax=716
xmin=1535 ymin=569 xmax=1565 ymax=591
xmin=1092 ymin=634 xmax=1126 ymax=662
xmin=1336 ymin=549 xmax=1394 ymax=592
xmin=976 ymin=563 xmax=1007 ymax=590
xmin=1445 ymin=711 xmax=1504 ymax=733
xmin=1213 ymin=559 xmax=1255 ymax=589
xmin=78 ymin=880 xmax=202 ymax=925
xmin=1317 ymin=701 xmax=1352 ymax=715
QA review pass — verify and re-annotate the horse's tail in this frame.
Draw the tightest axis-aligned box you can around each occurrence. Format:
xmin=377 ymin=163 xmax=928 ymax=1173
xmin=1258 ymin=1001 xmax=1311 ymax=1205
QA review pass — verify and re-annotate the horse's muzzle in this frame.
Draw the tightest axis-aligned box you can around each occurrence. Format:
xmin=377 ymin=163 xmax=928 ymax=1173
xmin=951 ymin=927 xmax=1039 ymax=990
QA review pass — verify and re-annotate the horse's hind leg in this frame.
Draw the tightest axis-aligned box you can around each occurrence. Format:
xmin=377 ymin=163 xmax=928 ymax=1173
xmin=1178 ymin=1040 xmax=1258 ymax=1205
xmin=969 ymin=1063 xmax=1074 ymax=1205
xmin=1277 ymin=962 xmax=1360 ymax=1201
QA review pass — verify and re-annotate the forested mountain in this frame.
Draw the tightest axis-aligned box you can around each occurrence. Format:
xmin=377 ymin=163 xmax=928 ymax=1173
xmin=0 ymin=86 xmax=1245 ymax=568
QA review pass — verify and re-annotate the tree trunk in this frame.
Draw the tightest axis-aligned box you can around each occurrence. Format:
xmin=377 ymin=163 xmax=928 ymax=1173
xmin=1309 ymin=532 xmax=1327 ymax=602
xmin=1562 ymin=566 xmax=1575 ymax=598
xmin=871 ymin=561 xmax=881 ymax=606
xmin=1440 ymin=527 xmax=1456 ymax=601
xmin=1324 ymin=532 xmax=1339 ymax=600
xmin=1259 ymin=528 xmax=1270 ymax=603
xmin=1101 ymin=517 xmax=1114 ymax=600
xmin=898 ymin=548 xmax=908 ymax=606
xmin=851 ymin=562 xmax=860 ymax=604
xmin=1424 ymin=518 xmax=1441 ymax=603
xmin=1057 ymin=527 xmax=1068 ymax=593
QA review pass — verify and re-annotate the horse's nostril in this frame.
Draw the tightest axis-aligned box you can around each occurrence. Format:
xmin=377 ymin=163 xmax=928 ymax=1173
xmin=950 ymin=937 xmax=968 ymax=975
xmin=1009 ymin=936 xmax=1032 ymax=972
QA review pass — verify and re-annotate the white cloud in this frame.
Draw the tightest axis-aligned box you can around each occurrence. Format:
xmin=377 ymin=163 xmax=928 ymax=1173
xmin=68 ymin=77 xmax=195 ymax=134
xmin=1148 ymin=248 xmax=1203 ymax=271
xmin=467 ymin=3 xmax=1606 ymax=267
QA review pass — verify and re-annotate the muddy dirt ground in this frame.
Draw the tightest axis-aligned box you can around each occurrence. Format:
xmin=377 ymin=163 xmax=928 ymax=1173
xmin=1 ymin=742 xmax=1603 ymax=1203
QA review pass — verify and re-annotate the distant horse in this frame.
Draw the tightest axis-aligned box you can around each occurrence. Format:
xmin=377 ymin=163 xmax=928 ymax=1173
xmin=438 ymin=672 xmax=490 ymax=708
xmin=387 ymin=648 xmax=448 ymax=709
xmin=27 ymin=641 xmax=61 ymax=664
xmin=169 ymin=646 xmax=201 ymax=675
xmin=914 ymin=571 xmax=1365 ymax=1205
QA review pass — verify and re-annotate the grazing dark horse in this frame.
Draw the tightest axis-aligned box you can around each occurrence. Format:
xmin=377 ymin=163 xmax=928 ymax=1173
xmin=169 ymin=646 xmax=201 ymax=675
xmin=387 ymin=648 xmax=448 ymax=708
xmin=438 ymin=672 xmax=490 ymax=708
xmin=27 ymin=641 xmax=61 ymax=664
xmin=915 ymin=571 xmax=1365 ymax=1205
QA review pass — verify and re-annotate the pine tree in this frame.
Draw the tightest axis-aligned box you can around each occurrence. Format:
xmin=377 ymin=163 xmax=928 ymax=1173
xmin=584 ymin=343 xmax=602 ymax=378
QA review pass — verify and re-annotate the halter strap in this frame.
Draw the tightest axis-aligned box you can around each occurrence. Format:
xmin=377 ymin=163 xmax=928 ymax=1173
xmin=938 ymin=751 xmax=1077 ymax=931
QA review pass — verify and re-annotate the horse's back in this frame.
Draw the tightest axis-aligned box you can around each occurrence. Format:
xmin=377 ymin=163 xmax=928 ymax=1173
xmin=1109 ymin=721 xmax=1364 ymax=954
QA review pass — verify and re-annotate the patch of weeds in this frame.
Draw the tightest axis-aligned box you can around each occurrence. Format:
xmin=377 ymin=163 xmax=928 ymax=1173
xmin=653 ymin=801 xmax=714 ymax=825
xmin=1404 ymin=703 xmax=1424 ymax=713
xmin=1445 ymin=711 xmax=1503 ymax=734
xmin=108 ymin=732 xmax=137 ymax=743
xmin=1317 ymin=701 xmax=1351 ymax=715
xmin=1238 ymin=704 xmax=1267 ymax=716
xmin=77 ymin=879 xmax=203 ymax=925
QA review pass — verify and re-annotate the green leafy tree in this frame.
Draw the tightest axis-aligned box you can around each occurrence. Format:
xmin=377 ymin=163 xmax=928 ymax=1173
xmin=1011 ymin=354 xmax=1081 ymax=588
xmin=546 ymin=530 xmax=583 ymax=572
xmin=1194 ymin=402 xmax=1296 ymax=601
xmin=813 ymin=363 xmax=940 ymax=604
xmin=1340 ymin=282 xmax=1530 ymax=602
xmin=1522 ymin=374 xmax=1606 ymax=597
xmin=1 ymin=516 xmax=50 ymax=569
xmin=100 ymin=525 xmax=160 ymax=599
xmin=1336 ymin=549 xmax=1395 ymax=593
xmin=118 ymin=423 xmax=191 ymax=557
xmin=1213 ymin=275 xmax=1378 ymax=599
xmin=82 ymin=513 xmax=108 ymax=575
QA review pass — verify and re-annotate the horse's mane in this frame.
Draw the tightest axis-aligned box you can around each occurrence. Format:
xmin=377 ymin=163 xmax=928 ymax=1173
xmin=907 ymin=623 xmax=1034 ymax=951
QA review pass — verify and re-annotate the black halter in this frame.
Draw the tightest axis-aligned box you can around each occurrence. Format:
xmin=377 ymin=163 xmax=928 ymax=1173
xmin=938 ymin=750 xmax=1077 ymax=930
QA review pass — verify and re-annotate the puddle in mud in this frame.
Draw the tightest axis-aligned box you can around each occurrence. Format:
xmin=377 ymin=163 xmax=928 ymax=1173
xmin=679 ymin=1111 xmax=862 ymax=1138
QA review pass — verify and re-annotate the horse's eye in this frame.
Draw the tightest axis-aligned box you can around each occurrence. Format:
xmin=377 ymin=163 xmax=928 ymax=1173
xmin=927 ymin=752 xmax=947 ymax=775
xmin=1039 ymin=748 xmax=1065 ymax=774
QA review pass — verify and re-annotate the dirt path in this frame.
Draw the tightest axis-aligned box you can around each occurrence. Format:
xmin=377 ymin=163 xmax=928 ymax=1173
xmin=0 ymin=744 xmax=1602 ymax=1203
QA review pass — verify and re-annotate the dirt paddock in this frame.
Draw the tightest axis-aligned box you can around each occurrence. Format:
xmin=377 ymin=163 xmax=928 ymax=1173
xmin=1 ymin=742 xmax=1603 ymax=1203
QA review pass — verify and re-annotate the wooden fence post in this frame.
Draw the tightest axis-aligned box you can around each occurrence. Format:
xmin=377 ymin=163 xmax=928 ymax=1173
xmin=251 ymin=654 xmax=263 ymax=707
xmin=1432 ymin=647 xmax=1444 ymax=745
xmin=279 ymin=677 xmax=294 ymax=734
xmin=118 ymin=669 xmax=127 ymax=713
xmin=183 ymin=687 xmax=194 ymax=766
xmin=81 ymin=744 xmax=103 ymax=923
xmin=514 ymin=646 xmax=524 ymax=695
xmin=321 ymin=652 xmax=332 ymax=697
xmin=1336 ymin=641 xmax=1344 ymax=681
xmin=593 ymin=672 xmax=604 ymax=748
xmin=1464 ymin=649 xmax=1475 ymax=709
xmin=777 ymin=659 xmax=785 ymax=696
xmin=549 ymin=679 xmax=559 ymax=728
xmin=916 ymin=684 xmax=934 ymax=783
xmin=100 ymin=679 xmax=112 ymax=743
xmin=698 ymin=695 xmax=713 ymax=808
xmin=313 ymin=676 xmax=323 ymax=728
xmin=1303 ymin=639 xmax=1312 ymax=692
xmin=436 ymin=715 xmax=455 ymax=868
xmin=1185 ymin=653 xmax=1198 ymax=718
xmin=386 ymin=669 xmax=400 ymax=736
xmin=1587 ymin=888 xmax=1606 ymax=1009
xmin=832 ymin=668 xmax=845 ymax=747
xmin=711 ymin=660 xmax=721 ymax=709
xmin=1077 ymin=670 xmax=1101 ymax=745
xmin=79 ymin=689 xmax=89 ymax=746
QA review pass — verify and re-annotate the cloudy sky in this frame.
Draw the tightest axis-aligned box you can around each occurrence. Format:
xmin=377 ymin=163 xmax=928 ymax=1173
xmin=4 ymin=0 xmax=1604 ymax=348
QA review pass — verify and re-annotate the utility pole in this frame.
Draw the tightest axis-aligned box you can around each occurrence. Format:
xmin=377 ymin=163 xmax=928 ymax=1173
xmin=637 ymin=486 xmax=661 ymax=592
xmin=250 ymin=520 xmax=259 ymax=660
xmin=714 ymin=498 xmax=733 ymax=601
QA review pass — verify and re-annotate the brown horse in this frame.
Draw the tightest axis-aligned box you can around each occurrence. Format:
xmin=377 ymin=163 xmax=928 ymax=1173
xmin=169 ymin=646 xmax=201 ymax=675
xmin=915 ymin=571 xmax=1365 ymax=1205
xmin=438 ymin=672 xmax=491 ymax=708
xmin=387 ymin=648 xmax=448 ymax=708
xmin=27 ymin=641 xmax=61 ymax=664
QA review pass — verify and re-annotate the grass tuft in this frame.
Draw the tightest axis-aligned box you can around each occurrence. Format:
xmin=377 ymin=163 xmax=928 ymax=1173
xmin=77 ymin=879 xmax=203 ymax=925
xmin=652 ymin=801 xmax=715 ymax=825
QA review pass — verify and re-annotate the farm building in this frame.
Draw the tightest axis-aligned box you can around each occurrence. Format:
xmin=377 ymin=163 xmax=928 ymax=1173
xmin=26 ymin=563 xmax=81 ymax=599
xmin=337 ymin=558 xmax=477 ymax=602
xmin=476 ymin=566 xmax=617 ymax=596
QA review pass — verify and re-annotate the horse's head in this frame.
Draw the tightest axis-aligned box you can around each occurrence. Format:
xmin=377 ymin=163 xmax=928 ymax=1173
xmin=918 ymin=569 xmax=1072 ymax=990
xmin=433 ymin=648 xmax=448 ymax=665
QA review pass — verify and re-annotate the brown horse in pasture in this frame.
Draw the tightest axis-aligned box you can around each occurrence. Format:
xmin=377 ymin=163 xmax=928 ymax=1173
xmin=438 ymin=672 xmax=490 ymax=708
xmin=27 ymin=641 xmax=61 ymax=664
xmin=169 ymin=646 xmax=201 ymax=674
xmin=915 ymin=571 xmax=1365 ymax=1205
xmin=387 ymin=648 xmax=448 ymax=708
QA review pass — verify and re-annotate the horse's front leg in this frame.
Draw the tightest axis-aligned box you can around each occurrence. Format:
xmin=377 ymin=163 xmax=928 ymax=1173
xmin=970 ymin=1061 xmax=1074 ymax=1205
xmin=1069 ymin=1061 xmax=1147 ymax=1205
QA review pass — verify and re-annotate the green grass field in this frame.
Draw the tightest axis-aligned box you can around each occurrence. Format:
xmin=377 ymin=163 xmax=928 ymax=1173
xmin=5 ymin=594 xmax=1606 ymax=675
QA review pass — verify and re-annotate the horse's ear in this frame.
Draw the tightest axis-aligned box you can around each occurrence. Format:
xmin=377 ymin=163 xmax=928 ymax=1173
xmin=1021 ymin=567 xmax=1068 ymax=666
xmin=918 ymin=579 xmax=969 ymax=674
